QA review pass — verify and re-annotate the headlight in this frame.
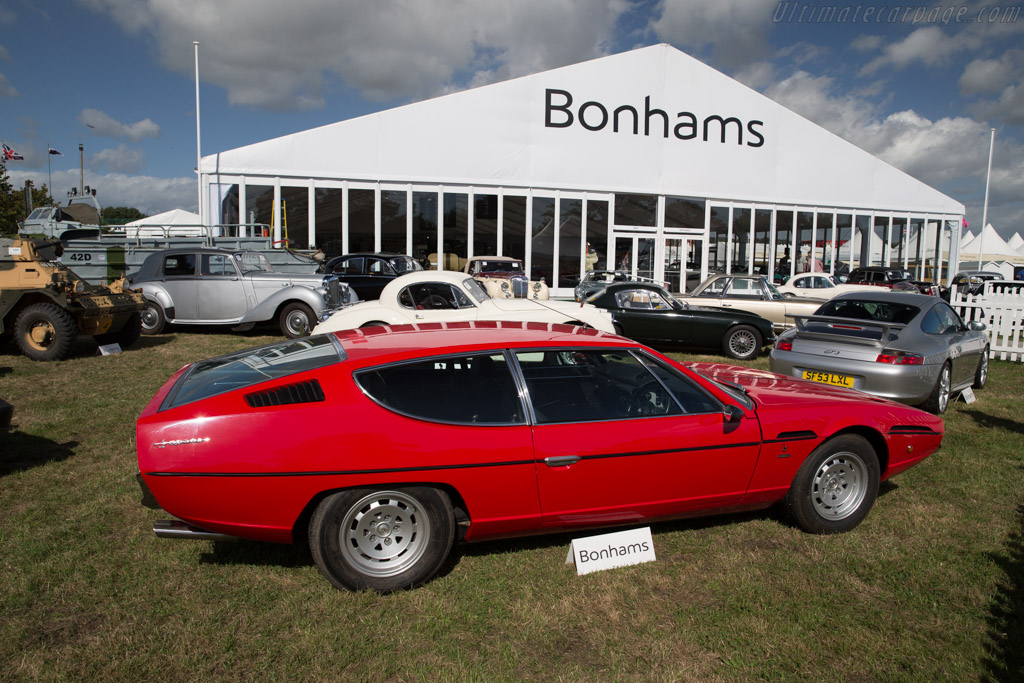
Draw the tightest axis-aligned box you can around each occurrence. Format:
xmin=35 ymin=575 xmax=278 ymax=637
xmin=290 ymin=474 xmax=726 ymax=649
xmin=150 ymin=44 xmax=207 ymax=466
xmin=532 ymin=282 xmax=542 ymax=292
xmin=74 ymin=281 xmax=85 ymax=294
xmin=501 ymin=282 xmax=509 ymax=291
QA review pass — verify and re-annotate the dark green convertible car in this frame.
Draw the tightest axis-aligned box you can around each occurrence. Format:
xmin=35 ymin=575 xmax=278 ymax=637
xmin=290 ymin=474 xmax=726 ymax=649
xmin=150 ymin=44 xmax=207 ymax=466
xmin=586 ymin=282 xmax=776 ymax=360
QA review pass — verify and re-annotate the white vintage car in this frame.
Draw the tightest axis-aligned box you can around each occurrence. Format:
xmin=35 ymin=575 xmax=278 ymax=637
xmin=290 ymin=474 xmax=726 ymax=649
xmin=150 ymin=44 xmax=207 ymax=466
xmin=313 ymin=270 xmax=615 ymax=334
xmin=463 ymin=256 xmax=549 ymax=300
xmin=775 ymin=272 xmax=878 ymax=300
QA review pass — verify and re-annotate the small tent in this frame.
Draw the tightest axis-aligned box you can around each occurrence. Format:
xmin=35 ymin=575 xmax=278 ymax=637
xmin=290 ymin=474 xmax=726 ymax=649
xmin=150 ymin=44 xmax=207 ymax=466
xmin=120 ymin=209 xmax=203 ymax=237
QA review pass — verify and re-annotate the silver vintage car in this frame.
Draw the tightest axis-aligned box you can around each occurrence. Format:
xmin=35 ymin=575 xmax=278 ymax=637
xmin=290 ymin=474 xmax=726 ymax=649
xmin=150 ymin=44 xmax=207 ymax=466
xmin=769 ymin=291 xmax=989 ymax=414
xmin=129 ymin=248 xmax=354 ymax=338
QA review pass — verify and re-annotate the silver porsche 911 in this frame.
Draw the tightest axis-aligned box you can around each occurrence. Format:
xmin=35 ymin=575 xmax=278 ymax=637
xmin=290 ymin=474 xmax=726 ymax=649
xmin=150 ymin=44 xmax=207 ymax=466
xmin=769 ymin=291 xmax=989 ymax=414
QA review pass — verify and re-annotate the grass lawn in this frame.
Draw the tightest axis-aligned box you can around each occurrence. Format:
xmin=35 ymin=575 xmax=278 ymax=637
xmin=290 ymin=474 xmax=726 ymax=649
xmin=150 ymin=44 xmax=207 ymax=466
xmin=1 ymin=330 xmax=1022 ymax=680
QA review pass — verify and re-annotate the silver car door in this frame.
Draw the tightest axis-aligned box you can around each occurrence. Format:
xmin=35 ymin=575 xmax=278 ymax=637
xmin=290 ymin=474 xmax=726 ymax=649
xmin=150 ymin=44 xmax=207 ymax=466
xmin=195 ymin=253 xmax=250 ymax=322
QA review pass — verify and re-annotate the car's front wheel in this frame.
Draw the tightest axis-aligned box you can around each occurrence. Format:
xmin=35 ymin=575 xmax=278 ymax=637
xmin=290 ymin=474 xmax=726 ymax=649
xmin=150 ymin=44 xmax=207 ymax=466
xmin=140 ymin=301 xmax=166 ymax=335
xmin=722 ymin=324 xmax=761 ymax=361
xmin=973 ymin=349 xmax=989 ymax=390
xmin=784 ymin=434 xmax=880 ymax=534
xmin=308 ymin=487 xmax=455 ymax=592
xmin=279 ymin=302 xmax=314 ymax=338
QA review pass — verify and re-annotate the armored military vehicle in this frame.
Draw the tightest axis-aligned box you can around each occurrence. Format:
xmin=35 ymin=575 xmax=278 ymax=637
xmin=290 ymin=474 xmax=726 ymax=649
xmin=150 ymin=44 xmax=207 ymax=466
xmin=0 ymin=236 xmax=146 ymax=361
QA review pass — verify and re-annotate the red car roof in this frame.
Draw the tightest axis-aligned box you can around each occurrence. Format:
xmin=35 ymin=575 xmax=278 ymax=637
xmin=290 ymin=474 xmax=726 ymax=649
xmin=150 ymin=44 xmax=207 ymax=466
xmin=330 ymin=321 xmax=629 ymax=364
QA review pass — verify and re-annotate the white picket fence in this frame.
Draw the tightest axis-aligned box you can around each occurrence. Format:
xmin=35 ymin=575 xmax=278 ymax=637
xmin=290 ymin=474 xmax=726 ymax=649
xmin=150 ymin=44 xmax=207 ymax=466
xmin=951 ymin=283 xmax=1024 ymax=362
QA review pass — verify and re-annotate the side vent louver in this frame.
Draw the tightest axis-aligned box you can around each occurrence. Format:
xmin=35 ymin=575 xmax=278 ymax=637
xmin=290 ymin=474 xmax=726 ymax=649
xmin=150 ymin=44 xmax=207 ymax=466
xmin=245 ymin=379 xmax=325 ymax=408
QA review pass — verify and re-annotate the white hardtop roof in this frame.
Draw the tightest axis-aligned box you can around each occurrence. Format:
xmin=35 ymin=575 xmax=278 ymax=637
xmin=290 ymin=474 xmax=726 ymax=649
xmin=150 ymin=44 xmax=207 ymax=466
xmin=203 ymin=44 xmax=963 ymax=216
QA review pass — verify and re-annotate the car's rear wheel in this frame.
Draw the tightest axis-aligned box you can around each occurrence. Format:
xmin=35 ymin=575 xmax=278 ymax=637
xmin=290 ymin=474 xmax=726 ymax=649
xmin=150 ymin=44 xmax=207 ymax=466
xmin=784 ymin=434 xmax=879 ymax=534
xmin=309 ymin=487 xmax=455 ymax=592
xmin=360 ymin=321 xmax=388 ymax=328
xmin=140 ymin=301 xmax=166 ymax=335
xmin=279 ymin=302 xmax=314 ymax=338
xmin=973 ymin=349 xmax=989 ymax=390
xmin=723 ymin=324 xmax=761 ymax=361
xmin=921 ymin=362 xmax=951 ymax=414
xmin=15 ymin=303 xmax=77 ymax=361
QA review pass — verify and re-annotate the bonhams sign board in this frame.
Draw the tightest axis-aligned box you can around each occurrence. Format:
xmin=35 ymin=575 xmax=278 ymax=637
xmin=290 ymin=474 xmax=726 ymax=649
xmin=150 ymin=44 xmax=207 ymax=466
xmin=565 ymin=527 xmax=656 ymax=576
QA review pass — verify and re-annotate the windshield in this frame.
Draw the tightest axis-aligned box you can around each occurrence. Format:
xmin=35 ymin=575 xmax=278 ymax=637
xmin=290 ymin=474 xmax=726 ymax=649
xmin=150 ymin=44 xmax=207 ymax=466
xmin=235 ymin=252 xmax=273 ymax=274
xmin=389 ymin=256 xmax=423 ymax=274
xmin=765 ymin=282 xmax=784 ymax=300
xmin=815 ymin=299 xmax=920 ymax=324
xmin=162 ymin=335 xmax=345 ymax=410
xmin=472 ymin=259 xmax=524 ymax=274
xmin=463 ymin=277 xmax=490 ymax=303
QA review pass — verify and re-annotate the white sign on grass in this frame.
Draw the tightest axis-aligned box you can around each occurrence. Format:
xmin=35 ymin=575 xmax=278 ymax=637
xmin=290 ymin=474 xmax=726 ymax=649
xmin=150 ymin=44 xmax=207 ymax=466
xmin=98 ymin=343 xmax=123 ymax=356
xmin=565 ymin=527 xmax=656 ymax=576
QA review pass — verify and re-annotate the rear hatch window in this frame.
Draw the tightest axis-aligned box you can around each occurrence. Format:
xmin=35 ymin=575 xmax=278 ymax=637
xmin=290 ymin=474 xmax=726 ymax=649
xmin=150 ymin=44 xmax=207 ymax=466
xmin=161 ymin=334 xmax=346 ymax=410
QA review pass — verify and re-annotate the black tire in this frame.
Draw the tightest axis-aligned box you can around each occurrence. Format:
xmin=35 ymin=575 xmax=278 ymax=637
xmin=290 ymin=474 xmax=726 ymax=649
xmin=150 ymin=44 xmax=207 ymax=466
xmin=95 ymin=312 xmax=142 ymax=349
xmin=360 ymin=321 xmax=388 ymax=328
xmin=14 ymin=303 xmax=77 ymax=362
xmin=140 ymin=301 xmax=166 ymax=335
xmin=722 ymin=324 xmax=761 ymax=361
xmin=973 ymin=348 xmax=989 ymax=390
xmin=784 ymin=434 xmax=880 ymax=534
xmin=921 ymin=363 xmax=951 ymax=414
xmin=308 ymin=486 xmax=455 ymax=592
xmin=279 ymin=302 xmax=315 ymax=338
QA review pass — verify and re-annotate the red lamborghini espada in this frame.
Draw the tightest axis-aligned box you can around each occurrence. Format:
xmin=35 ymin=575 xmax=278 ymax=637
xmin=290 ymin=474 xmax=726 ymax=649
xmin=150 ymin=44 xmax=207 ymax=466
xmin=137 ymin=321 xmax=943 ymax=591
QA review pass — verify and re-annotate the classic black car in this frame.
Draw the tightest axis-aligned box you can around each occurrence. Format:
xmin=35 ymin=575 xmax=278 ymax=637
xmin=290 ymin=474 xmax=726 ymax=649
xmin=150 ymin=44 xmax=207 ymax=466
xmin=586 ymin=281 xmax=776 ymax=360
xmin=318 ymin=252 xmax=423 ymax=300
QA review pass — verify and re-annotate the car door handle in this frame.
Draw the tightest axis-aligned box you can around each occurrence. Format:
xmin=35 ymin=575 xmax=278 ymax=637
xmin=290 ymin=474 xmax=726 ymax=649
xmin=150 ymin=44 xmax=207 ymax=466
xmin=544 ymin=455 xmax=580 ymax=467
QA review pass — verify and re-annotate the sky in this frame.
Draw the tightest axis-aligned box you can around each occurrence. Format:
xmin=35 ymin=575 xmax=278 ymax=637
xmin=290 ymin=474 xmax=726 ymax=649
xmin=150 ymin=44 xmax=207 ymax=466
xmin=1 ymin=0 xmax=1023 ymax=240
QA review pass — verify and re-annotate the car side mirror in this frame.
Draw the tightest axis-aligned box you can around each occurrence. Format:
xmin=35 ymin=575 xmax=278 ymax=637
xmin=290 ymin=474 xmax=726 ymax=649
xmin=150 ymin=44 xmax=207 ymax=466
xmin=968 ymin=320 xmax=986 ymax=332
xmin=723 ymin=404 xmax=743 ymax=424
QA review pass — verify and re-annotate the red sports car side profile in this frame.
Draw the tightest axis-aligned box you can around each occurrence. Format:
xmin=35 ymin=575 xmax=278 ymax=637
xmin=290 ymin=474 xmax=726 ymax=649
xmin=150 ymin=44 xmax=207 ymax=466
xmin=136 ymin=322 xmax=944 ymax=592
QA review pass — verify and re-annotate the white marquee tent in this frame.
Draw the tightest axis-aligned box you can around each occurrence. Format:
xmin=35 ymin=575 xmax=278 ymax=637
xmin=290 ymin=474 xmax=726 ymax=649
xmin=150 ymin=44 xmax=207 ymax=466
xmin=120 ymin=208 xmax=203 ymax=237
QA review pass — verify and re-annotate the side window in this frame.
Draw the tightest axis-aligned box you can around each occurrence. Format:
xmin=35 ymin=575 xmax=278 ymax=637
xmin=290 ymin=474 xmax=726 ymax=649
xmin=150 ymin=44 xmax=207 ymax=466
xmin=163 ymin=254 xmax=196 ymax=276
xmin=729 ymin=278 xmax=759 ymax=298
xmin=700 ymin=279 xmax=729 ymax=296
xmin=794 ymin=277 xmax=809 ymax=288
xmin=925 ymin=303 xmax=963 ymax=334
xmin=615 ymin=289 xmax=652 ymax=309
xmin=637 ymin=353 xmax=722 ymax=414
xmin=356 ymin=353 xmax=523 ymax=424
xmin=398 ymin=287 xmax=415 ymax=309
xmin=515 ymin=349 xmax=682 ymax=424
xmin=341 ymin=257 xmax=364 ymax=276
xmin=201 ymin=254 xmax=233 ymax=276
xmin=367 ymin=259 xmax=386 ymax=275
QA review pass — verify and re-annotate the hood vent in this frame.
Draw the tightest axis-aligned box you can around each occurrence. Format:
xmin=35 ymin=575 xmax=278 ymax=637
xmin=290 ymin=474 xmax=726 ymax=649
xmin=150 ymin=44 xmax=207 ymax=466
xmin=245 ymin=379 xmax=325 ymax=408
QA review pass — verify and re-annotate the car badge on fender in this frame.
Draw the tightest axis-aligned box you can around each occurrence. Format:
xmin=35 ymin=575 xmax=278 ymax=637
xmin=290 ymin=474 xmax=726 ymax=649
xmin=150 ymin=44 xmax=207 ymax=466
xmin=154 ymin=437 xmax=210 ymax=448
xmin=824 ymin=349 xmax=840 ymax=355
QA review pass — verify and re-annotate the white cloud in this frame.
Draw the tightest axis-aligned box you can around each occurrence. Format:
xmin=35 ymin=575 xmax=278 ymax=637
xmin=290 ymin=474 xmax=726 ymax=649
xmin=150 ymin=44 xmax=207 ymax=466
xmin=78 ymin=109 xmax=160 ymax=141
xmin=959 ymin=50 xmax=1023 ymax=94
xmin=89 ymin=144 xmax=146 ymax=174
xmin=8 ymin=168 xmax=196 ymax=215
xmin=971 ymin=84 xmax=1024 ymax=126
xmin=850 ymin=35 xmax=882 ymax=52
xmin=859 ymin=26 xmax=962 ymax=75
xmin=79 ymin=0 xmax=631 ymax=110
xmin=650 ymin=0 xmax=778 ymax=67
xmin=0 ymin=72 xmax=16 ymax=98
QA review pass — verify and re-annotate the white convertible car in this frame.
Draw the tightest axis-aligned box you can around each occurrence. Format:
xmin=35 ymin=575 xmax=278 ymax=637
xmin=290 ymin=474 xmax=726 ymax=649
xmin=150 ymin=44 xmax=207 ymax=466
xmin=313 ymin=270 xmax=616 ymax=334
xmin=775 ymin=273 xmax=878 ymax=300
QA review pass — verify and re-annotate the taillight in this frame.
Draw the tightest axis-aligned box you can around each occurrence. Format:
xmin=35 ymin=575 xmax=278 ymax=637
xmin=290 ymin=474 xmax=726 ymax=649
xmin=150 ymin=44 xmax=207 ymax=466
xmin=875 ymin=351 xmax=923 ymax=365
xmin=776 ymin=340 xmax=793 ymax=351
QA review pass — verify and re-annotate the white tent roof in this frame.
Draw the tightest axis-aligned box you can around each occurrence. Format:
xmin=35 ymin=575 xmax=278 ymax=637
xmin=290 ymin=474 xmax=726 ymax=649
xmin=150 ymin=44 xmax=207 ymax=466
xmin=959 ymin=224 xmax=1024 ymax=265
xmin=202 ymin=44 xmax=963 ymax=216
xmin=1008 ymin=232 xmax=1024 ymax=250
xmin=120 ymin=208 xmax=203 ymax=237
xmin=962 ymin=229 xmax=975 ymax=243
xmin=125 ymin=208 xmax=201 ymax=226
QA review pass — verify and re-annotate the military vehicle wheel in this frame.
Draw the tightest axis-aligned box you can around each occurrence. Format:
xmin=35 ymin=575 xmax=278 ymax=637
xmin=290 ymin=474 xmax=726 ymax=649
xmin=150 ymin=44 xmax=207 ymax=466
xmin=140 ymin=302 xmax=166 ymax=335
xmin=95 ymin=312 xmax=142 ymax=349
xmin=15 ymin=303 xmax=77 ymax=361
xmin=280 ymin=302 xmax=314 ymax=338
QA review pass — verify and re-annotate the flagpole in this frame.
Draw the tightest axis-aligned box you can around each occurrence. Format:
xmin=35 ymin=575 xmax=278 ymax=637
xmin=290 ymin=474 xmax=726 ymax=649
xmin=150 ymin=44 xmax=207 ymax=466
xmin=47 ymin=142 xmax=52 ymax=201
xmin=194 ymin=41 xmax=203 ymax=228
xmin=977 ymin=127 xmax=995 ymax=269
